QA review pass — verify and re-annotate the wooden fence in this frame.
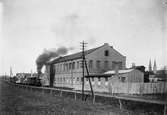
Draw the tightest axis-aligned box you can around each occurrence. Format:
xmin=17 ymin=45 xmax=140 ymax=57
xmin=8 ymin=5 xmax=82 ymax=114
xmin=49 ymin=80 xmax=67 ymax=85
xmin=108 ymin=82 xmax=167 ymax=94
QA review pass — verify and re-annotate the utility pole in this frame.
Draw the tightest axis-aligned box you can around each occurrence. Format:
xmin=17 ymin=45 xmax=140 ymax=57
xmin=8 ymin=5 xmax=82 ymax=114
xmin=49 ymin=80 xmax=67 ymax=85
xmin=84 ymin=60 xmax=94 ymax=100
xmin=80 ymin=41 xmax=87 ymax=100
xmin=80 ymin=41 xmax=94 ymax=101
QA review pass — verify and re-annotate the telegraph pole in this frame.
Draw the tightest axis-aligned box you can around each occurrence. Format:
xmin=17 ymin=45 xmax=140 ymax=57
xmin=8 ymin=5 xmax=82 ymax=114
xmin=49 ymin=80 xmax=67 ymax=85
xmin=80 ymin=41 xmax=94 ymax=101
xmin=84 ymin=60 xmax=94 ymax=100
xmin=80 ymin=41 xmax=87 ymax=100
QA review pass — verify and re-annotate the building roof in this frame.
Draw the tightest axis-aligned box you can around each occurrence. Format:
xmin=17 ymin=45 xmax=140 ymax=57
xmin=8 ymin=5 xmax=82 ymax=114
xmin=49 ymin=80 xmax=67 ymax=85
xmin=104 ymin=69 xmax=134 ymax=75
xmin=48 ymin=43 xmax=125 ymax=64
xmin=111 ymin=46 xmax=126 ymax=58
xmin=85 ymin=69 xmax=135 ymax=78
xmin=48 ymin=44 xmax=104 ymax=64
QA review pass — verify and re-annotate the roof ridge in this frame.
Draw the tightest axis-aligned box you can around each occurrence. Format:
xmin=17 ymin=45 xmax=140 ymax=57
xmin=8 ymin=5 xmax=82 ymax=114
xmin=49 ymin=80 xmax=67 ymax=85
xmin=111 ymin=46 xmax=125 ymax=57
xmin=49 ymin=44 xmax=104 ymax=64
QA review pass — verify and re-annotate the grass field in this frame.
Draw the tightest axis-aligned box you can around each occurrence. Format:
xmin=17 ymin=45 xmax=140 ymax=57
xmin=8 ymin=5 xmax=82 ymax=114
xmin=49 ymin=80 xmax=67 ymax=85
xmin=0 ymin=80 xmax=128 ymax=115
xmin=0 ymin=80 xmax=165 ymax=115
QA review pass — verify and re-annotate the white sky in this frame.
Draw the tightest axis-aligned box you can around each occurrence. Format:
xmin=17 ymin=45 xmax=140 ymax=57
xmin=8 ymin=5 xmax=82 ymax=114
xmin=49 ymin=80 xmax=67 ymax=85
xmin=0 ymin=0 xmax=167 ymax=75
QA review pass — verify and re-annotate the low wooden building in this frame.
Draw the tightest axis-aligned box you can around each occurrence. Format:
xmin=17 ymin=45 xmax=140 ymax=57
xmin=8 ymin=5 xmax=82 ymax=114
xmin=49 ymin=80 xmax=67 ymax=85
xmin=104 ymin=69 xmax=144 ymax=83
xmin=84 ymin=69 xmax=144 ymax=92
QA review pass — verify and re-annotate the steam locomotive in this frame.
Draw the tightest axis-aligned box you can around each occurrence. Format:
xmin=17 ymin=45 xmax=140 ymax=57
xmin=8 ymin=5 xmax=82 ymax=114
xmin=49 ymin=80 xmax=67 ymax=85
xmin=24 ymin=77 xmax=41 ymax=86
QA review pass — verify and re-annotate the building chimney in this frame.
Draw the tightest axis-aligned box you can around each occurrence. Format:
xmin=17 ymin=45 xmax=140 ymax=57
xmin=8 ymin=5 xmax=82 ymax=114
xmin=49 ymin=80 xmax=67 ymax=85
xmin=104 ymin=43 xmax=109 ymax=46
xmin=132 ymin=63 xmax=135 ymax=68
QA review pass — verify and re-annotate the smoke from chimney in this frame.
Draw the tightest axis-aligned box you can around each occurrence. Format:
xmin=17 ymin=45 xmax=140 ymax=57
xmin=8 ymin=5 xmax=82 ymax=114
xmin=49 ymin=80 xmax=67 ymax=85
xmin=36 ymin=47 xmax=68 ymax=75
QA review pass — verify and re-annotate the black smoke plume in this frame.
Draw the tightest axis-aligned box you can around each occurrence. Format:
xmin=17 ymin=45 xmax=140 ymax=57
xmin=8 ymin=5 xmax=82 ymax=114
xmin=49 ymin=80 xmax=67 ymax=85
xmin=36 ymin=47 xmax=68 ymax=75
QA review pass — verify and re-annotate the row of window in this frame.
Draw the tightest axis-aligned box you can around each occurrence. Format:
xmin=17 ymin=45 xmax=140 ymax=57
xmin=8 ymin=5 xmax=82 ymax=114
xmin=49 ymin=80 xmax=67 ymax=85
xmin=55 ymin=60 xmax=108 ymax=72
xmin=55 ymin=60 xmax=123 ymax=72
xmin=55 ymin=61 xmax=81 ymax=72
xmin=55 ymin=77 xmax=108 ymax=82
xmin=86 ymin=77 xmax=108 ymax=81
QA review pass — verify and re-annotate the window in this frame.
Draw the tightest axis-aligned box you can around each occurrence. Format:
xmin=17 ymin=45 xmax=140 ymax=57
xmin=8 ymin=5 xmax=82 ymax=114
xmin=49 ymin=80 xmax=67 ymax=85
xmin=60 ymin=64 xmax=62 ymax=71
xmin=77 ymin=77 xmax=79 ymax=81
xmin=104 ymin=50 xmax=109 ymax=56
xmin=121 ymin=77 xmax=125 ymax=82
xmin=65 ymin=63 xmax=68 ymax=70
xmin=104 ymin=61 xmax=109 ymax=69
xmin=72 ymin=62 xmax=75 ymax=69
xmin=68 ymin=63 xmax=70 ymax=70
xmin=96 ymin=60 xmax=101 ymax=69
xmin=89 ymin=60 xmax=93 ymax=69
xmin=105 ymin=77 xmax=108 ymax=81
xmin=61 ymin=64 xmax=63 ymax=71
xmin=77 ymin=61 xmax=79 ymax=69
xmin=65 ymin=63 xmax=68 ymax=71
xmin=80 ymin=61 xmax=83 ymax=68
xmin=58 ymin=64 xmax=60 ymax=72
xmin=98 ymin=77 xmax=101 ymax=81
xmin=69 ymin=63 xmax=72 ymax=70
xmin=92 ymin=77 xmax=94 ymax=81
xmin=63 ymin=63 xmax=65 ymax=71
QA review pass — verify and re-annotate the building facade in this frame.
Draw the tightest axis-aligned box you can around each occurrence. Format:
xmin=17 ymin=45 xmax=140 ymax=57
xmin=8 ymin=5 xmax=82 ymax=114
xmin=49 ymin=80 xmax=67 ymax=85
xmin=45 ymin=43 xmax=126 ymax=89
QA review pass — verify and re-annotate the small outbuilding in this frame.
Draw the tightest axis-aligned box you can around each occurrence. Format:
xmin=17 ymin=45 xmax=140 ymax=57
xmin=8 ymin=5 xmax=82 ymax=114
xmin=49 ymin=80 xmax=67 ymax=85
xmin=104 ymin=69 xmax=144 ymax=83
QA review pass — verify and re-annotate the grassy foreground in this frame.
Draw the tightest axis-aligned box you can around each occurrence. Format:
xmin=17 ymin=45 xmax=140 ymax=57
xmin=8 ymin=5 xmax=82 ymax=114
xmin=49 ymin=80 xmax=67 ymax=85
xmin=0 ymin=81 xmax=127 ymax=115
xmin=0 ymin=80 xmax=164 ymax=115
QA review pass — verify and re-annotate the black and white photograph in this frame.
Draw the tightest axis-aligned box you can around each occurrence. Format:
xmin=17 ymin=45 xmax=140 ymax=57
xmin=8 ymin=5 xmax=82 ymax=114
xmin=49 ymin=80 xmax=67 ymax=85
xmin=0 ymin=0 xmax=167 ymax=115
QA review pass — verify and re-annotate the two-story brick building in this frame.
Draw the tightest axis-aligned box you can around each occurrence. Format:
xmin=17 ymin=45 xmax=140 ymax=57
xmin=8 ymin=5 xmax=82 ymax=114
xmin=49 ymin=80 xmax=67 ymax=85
xmin=45 ymin=43 xmax=126 ymax=89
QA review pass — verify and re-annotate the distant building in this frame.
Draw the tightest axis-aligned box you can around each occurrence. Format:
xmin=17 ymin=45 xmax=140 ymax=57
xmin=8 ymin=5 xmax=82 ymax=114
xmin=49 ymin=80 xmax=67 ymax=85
xmin=154 ymin=69 xmax=167 ymax=82
xmin=45 ymin=43 xmax=126 ymax=88
xmin=10 ymin=67 xmax=13 ymax=77
xmin=16 ymin=73 xmax=31 ymax=79
xmin=132 ymin=65 xmax=145 ymax=73
xmin=15 ymin=73 xmax=38 ymax=83
xmin=148 ymin=59 xmax=158 ymax=82
xmin=153 ymin=60 xmax=157 ymax=74
xmin=148 ymin=59 xmax=152 ymax=72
